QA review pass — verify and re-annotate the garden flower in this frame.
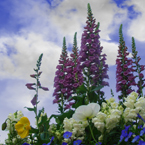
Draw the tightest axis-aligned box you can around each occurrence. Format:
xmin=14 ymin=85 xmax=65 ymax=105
xmin=73 ymin=140 xmax=82 ymax=145
xmin=70 ymin=32 xmax=83 ymax=91
xmin=15 ymin=117 xmax=31 ymax=138
xmin=31 ymin=95 xmax=37 ymax=106
xmin=116 ymin=24 xmax=136 ymax=100
xmin=53 ymin=37 xmax=74 ymax=111
xmin=25 ymin=83 xmax=35 ymax=90
xmin=132 ymin=37 xmax=145 ymax=97
xmin=78 ymin=3 xmax=109 ymax=103
xmin=72 ymin=103 xmax=100 ymax=121
xmin=63 ymin=131 xmax=72 ymax=139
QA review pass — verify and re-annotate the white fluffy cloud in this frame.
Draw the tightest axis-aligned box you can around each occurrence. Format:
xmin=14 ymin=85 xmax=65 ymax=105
xmin=124 ymin=0 xmax=145 ymax=41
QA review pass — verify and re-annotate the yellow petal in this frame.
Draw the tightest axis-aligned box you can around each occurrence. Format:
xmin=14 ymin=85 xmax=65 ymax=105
xmin=15 ymin=123 xmax=24 ymax=132
xmin=25 ymin=124 xmax=31 ymax=130
xmin=19 ymin=117 xmax=30 ymax=125
xmin=18 ymin=130 xmax=29 ymax=138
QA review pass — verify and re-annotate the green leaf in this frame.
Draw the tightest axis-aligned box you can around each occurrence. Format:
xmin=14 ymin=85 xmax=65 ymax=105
xmin=72 ymin=94 xmax=86 ymax=108
xmin=24 ymin=107 xmax=36 ymax=113
xmin=91 ymin=85 xmax=104 ymax=92
xmin=76 ymin=84 xmax=87 ymax=94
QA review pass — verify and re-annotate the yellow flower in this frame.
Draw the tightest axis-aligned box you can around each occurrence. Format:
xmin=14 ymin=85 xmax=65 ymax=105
xmin=15 ymin=117 xmax=31 ymax=138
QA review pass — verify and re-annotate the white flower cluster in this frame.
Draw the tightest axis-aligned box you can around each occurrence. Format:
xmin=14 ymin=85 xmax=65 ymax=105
xmin=63 ymin=117 xmax=88 ymax=143
xmin=5 ymin=111 xmax=24 ymax=131
xmin=123 ymin=92 xmax=145 ymax=123
xmin=92 ymin=97 xmax=123 ymax=133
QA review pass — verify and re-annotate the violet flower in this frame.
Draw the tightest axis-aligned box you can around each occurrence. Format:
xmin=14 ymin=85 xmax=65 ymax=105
xmin=77 ymin=3 xmax=109 ymax=104
xmin=116 ymin=24 xmax=136 ymax=101
xmin=131 ymin=37 xmax=145 ymax=97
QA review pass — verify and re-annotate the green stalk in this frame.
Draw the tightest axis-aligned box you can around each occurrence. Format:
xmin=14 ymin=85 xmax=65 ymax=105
xmin=87 ymin=119 xmax=99 ymax=144
xmin=35 ymin=71 xmax=39 ymax=130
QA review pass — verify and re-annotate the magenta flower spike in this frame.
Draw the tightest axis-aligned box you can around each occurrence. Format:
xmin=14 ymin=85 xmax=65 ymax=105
xmin=53 ymin=37 xmax=73 ymax=112
xmin=77 ymin=3 xmax=109 ymax=103
xmin=131 ymin=37 xmax=145 ymax=97
xmin=116 ymin=24 xmax=136 ymax=101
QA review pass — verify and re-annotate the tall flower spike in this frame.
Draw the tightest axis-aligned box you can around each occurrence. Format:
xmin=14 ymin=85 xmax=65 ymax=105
xmin=131 ymin=37 xmax=145 ymax=97
xmin=70 ymin=32 xmax=83 ymax=88
xmin=64 ymin=32 xmax=84 ymax=109
xmin=78 ymin=3 xmax=109 ymax=104
xmin=116 ymin=24 xmax=136 ymax=101
xmin=53 ymin=37 xmax=73 ymax=112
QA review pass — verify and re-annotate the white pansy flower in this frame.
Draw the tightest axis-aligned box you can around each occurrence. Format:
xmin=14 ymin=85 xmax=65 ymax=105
xmin=72 ymin=103 xmax=100 ymax=121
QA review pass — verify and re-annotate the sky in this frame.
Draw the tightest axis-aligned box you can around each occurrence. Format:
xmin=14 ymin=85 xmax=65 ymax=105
xmin=0 ymin=0 xmax=145 ymax=143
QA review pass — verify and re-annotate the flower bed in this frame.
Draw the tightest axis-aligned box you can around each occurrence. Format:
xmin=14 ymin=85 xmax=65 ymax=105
xmin=1 ymin=3 xmax=145 ymax=145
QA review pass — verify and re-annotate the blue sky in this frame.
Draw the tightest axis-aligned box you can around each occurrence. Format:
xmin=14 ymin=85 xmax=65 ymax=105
xmin=0 ymin=0 xmax=145 ymax=143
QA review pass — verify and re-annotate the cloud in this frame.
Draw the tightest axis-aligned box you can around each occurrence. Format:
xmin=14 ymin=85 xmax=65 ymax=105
xmin=123 ymin=0 xmax=145 ymax=41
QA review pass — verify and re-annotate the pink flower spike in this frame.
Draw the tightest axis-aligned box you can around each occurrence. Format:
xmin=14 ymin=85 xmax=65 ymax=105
xmin=41 ymin=87 xmax=49 ymax=91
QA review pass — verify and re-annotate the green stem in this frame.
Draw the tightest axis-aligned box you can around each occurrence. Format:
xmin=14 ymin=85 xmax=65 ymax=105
xmin=35 ymin=71 xmax=39 ymax=129
xmin=87 ymin=119 xmax=99 ymax=144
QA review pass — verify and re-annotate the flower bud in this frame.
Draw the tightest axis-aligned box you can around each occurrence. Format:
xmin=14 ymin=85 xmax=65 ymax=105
xmin=2 ymin=122 xmax=7 ymax=130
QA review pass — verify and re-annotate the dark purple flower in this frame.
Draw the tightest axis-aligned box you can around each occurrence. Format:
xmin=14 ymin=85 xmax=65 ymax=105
xmin=31 ymin=95 xmax=37 ymax=106
xmin=121 ymin=80 xmax=127 ymax=85
xmin=41 ymin=87 xmax=49 ymax=91
xmin=26 ymin=83 xmax=35 ymax=90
